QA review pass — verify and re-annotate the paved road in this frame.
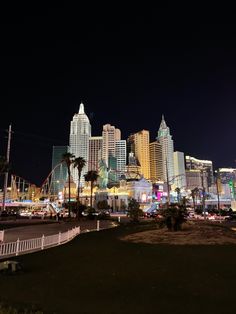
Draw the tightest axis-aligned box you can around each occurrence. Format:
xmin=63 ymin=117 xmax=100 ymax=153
xmin=1 ymin=219 xmax=115 ymax=243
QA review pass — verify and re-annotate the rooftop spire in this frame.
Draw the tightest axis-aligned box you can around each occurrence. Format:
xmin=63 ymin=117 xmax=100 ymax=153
xmin=160 ymin=114 xmax=167 ymax=129
xmin=79 ymin=103 xmax=84 ymax=114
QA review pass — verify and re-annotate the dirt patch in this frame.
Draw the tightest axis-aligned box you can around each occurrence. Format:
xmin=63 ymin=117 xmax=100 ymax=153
xmin=121 ymin=222 xmax=236 ymax=245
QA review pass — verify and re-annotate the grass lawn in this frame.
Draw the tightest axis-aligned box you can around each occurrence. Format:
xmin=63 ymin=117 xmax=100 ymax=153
xmin=0 ymin=222 xmax=236 ymax=313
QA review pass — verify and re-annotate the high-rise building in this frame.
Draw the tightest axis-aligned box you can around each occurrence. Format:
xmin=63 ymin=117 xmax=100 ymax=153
xmin=218 ymin=168 xmax=236 ymax=184
xmin=157 ymin=115 xmax=174 ymax=186
xmin=149 ymin=141 xmax=163 ymax=182
xmin=173 ymin=151 xmax=186 ymax=189
xmin=134 ymin=130 xmax=150 ymax=180
xmin=115 ymin=140 xmax=127 ymax=179
xmin=69 ymin=103 xmax=91 ymax=187
xmin=102 ymin=124 xmax=121 ymax=167
xmin=185 ymin=155 xmax=213 ymax=187
xmin=89 ymin=136 xmax=103 ymax=171
xmin=185 ymin=170 xmax=208 ymax=191
xmin=51 ymin=146 xmax=69 ymax=196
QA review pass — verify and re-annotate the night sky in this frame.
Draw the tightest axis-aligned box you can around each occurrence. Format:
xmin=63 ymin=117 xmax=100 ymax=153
xmin=0 ymin=5 xmax=236 ymax=186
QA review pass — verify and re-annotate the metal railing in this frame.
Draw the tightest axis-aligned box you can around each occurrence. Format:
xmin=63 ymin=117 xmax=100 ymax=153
xmin=0 ymin=226 xmax=81 ymax=259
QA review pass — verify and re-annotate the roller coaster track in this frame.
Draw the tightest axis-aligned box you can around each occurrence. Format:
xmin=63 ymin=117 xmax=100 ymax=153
xmin=39 ymin=160 xmax=142 ymax=198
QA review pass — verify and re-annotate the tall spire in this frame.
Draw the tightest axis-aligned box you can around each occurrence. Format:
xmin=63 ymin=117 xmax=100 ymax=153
xmin=160 ymin=114 xmax=167 ymax=129
xmin=79 ymin=102 xmax=84 ymax=114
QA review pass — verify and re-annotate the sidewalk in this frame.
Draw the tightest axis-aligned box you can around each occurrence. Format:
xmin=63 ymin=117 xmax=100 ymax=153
xmin=1 ymin=219 xmax=113 ymax=243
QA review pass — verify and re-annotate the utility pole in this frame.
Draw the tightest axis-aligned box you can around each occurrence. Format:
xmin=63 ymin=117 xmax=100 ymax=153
xmin=2 ymin=125 xmax=12 ymax=212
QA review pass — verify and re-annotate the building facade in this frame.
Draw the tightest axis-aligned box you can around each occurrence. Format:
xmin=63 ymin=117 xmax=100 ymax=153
xmin=218 ymin=168 xmax=236 ymax=184
xmin=88 ymin=136 xmax=103 ymax=171
xmin=149 ymin=141 xmax=163 ymax=183
xmin=156 ymin=115 xmax=174 ymax=187
xmin=185 ymin=170 xmax=208 ymax=191
xmin=173 ymin=151 xmax=186 ymax=190
xmin=134 ymin=130 xmax=150 ymax=180
xmin=185 ymin=155 xmax=213 ymax=187
xmin=69 ymin=103 xmax=91 ymax=187
xmin=102 ymin=124 xmax=121 ymax=167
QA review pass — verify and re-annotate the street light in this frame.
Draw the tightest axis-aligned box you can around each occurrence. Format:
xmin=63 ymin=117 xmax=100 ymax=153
xmin=165 ymin=158 xmax=170 ymax=206
xmin=214 ymin=170 xmax=221 ymax=221
xmin=200 ymin=168 xmax=206 ymax=220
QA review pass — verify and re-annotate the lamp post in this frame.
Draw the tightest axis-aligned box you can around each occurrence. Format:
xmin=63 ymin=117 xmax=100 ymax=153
xmin=2 ymin=124 xmax=12 ymax=212
xmin=165 ymin=159 xmax=170 ymax=206
xmin=214 ymin=170 xmax=221 ymax=220
xmin=200 ymin=168 xmax=206 ymax=220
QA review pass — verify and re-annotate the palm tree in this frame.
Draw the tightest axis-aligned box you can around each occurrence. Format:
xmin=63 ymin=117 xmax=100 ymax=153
xmin=73 ymin=157 xmax=86 ymax=205
xmin=61 ymin=152 xmax=75 ymax=217
xmin=84 ymin=170 xmax=99 ymax=208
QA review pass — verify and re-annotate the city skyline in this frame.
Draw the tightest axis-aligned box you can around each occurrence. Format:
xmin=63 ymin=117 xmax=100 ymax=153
xmin=0 ymin=7 xmax=236 ymax=185
xmin=0 ymin=105 xmax=233 ymax=187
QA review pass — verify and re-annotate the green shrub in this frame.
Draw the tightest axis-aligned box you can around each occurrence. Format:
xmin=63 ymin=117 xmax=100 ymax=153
xmin=127 ymin=198 xmax=143 ymax=223
xmin=159 ymin=204 xmax=187 ymax=231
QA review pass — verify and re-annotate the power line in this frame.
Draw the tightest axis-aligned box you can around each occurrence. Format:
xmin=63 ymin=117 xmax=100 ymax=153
xmin=0 ymin=128 xmax=67 ymax=145
xmin=13 ymin=130 xmax=67 ymax=144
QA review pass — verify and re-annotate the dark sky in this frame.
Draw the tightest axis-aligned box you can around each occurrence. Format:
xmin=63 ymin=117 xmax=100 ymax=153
xmin=0 ymin=5 xmax=236 ymax=186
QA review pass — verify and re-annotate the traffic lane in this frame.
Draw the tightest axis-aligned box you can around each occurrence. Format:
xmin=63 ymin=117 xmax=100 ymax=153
xmin=2 ymin=220 xmax=113 ymax=243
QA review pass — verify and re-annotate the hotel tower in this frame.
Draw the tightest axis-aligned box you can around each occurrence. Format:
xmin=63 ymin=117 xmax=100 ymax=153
xmin=157 ymin=115 xmax=174 ymax=186
xmin=69 ymin=103 xmax=91 ymax=187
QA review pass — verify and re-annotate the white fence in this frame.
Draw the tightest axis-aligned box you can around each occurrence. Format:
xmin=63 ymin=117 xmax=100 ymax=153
xmin=0 ymin=230 xmax=4 ymax=242
xmin=0 ymin=226 xmax=81 ymax=259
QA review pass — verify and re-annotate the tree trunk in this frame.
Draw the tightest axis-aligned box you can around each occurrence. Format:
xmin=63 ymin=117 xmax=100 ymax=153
xmin=77 ymin=172 xmax=81 ymax=204
xmin=192 ymin=196 xmax=195 ymax=211
xmin=77 ymin=172 xmax=81 ymax=219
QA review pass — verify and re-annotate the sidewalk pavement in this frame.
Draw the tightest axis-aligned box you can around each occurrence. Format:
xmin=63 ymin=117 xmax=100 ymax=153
xmin=1 ymin=219 xmax=114 ymax=243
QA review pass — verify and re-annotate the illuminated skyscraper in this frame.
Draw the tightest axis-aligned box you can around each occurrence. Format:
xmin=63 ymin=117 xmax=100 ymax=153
xmin=149 ymin=141 xmax=163 ymax=182
xmin=69 ymin=103 xmax=91 ymax=187
xmin=134 ymin=130 xmax=150 ymax=180
xmin=88 ymin=136 xmax=103 ymax=171
xmin=102 ymin=124 xmax=121 ymax=167
xmin=218 ymin=168 xmax=236 ymax=184
xmin=185 ymin=155 xmax=213 ymax=187
xmin=173 ymin=151 xmax=186 ymax=189
xmin=157 ymin=115 xmax=174 ymax=186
